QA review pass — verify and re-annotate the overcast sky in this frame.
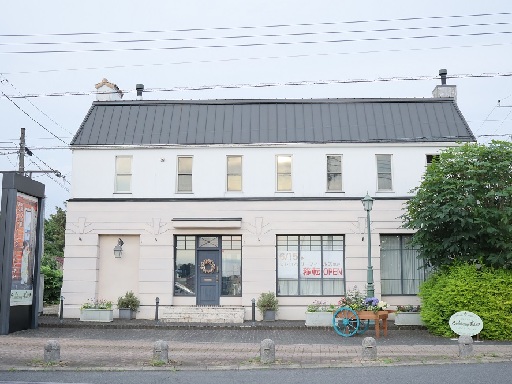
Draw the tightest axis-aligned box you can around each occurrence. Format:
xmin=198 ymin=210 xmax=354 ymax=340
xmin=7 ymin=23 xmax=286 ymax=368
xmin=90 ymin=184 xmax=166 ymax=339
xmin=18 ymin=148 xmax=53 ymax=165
xmin=1 ymin=1 xmax=511 ymax=216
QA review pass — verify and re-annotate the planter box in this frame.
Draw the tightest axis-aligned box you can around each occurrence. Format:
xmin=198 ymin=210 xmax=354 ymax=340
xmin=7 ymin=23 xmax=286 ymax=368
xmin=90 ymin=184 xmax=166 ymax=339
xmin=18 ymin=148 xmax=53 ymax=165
xmin=80 ymin=309 xmax=113 ymax=322
xmin=305 ymin=312 xmax=333 ymax=327
xmin=263 ymin=310 xmax=276 ymax=321
xmin=118 ymin=308 xmax=136 ymax=320
xmin=395 ymin=312 xmax=424 ymax=326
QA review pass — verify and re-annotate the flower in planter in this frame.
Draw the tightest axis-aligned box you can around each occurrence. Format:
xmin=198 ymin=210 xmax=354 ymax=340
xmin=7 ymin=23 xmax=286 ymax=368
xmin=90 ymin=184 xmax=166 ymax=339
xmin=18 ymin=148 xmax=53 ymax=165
xmin=81 ymin=298 xmax=113 ymax=310
xmin=306 ymin=300 xmax=336 ymax=313
xmin=338 ymin=286 xmax=388 ymax=313
xmin=396 ymin=305 xmax=421 ymax=313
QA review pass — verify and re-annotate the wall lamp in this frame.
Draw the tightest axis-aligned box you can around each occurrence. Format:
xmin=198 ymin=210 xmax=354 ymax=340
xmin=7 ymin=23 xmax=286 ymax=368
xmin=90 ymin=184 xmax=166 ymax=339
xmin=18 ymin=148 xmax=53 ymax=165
xmin=114 ymin=238 xmax=124 ymax=258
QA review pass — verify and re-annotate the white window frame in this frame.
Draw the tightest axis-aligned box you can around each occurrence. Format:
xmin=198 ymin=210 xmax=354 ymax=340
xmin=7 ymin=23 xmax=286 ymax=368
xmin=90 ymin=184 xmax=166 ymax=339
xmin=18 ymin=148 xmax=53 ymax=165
xmin=115 ymin=155 xmax=132 ymax=193
xmin=326 ymin=155 xmax=343 ymax=192
xmin=226 ymin=155 xmax=243 ymax=192
xmin=376 ymin=154 xmax=393 ymax=191
xmin=177 ymin=156 xmax=193 ymax=193
xmin=276 ymin=155 xmax=292 ymax=192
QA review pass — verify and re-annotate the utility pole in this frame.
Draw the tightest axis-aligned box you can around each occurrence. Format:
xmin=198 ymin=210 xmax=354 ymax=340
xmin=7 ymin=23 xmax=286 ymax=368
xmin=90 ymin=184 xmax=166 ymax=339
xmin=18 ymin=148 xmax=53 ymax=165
xmin=11 ymin=128 xmax=63 ymax=180
xmin=19 ymin=127 xmax=25 ymax=174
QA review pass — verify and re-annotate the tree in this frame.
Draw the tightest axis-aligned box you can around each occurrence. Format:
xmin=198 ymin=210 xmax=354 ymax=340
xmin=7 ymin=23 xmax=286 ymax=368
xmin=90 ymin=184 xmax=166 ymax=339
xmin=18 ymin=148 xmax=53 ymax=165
xmin=44 ymin=205 xmax=66 ymax=262
xmin=402 ymin=141 xmax=512 ymax=270
xmin=41 ymin=205 xmax=66 ymax=303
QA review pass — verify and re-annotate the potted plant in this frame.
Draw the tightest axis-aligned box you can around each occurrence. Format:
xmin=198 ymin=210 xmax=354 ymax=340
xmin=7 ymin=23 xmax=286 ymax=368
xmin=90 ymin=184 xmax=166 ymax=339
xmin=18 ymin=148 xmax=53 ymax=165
xmin=256 ymin=291 xmax=279 ymax=321
xmin=80 ymin=298 xmax=114 ymax=322
xmin=117 ymin=291 xmax=140 ymax=320
xmin=394 ymin=305 xmax=424 ymax=326
xmin=305 ymin=300 xmax=336 ymax=327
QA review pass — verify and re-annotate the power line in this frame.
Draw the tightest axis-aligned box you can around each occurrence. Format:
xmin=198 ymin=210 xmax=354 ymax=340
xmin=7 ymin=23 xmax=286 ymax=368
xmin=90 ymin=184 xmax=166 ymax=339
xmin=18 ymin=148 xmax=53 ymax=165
xmin=2 ymin=22 xmax=509 ymax=47
xmin=2 ymin=12 xmax=509 ymax=38
xmin=2 ymin=42 xmax=508 ymax=76
xmin=0 ymin=75 xmax=74 ymax=135
xmin=473 ymin=103 xmax=499 ymax=135
xmin=30 ymin=152 xmax=70 ymax=185
xmin=2 ymin=71 xmax=511 ymax=100
xmin=3 ymin=30 xmax=511 ymax=55
xmin=492 ymin=108 xmax=512 ymax=136
xmin=0 ymin=91 xmax=69 ymax=144
xmin=26 ymin=159 xmax=69 ymax=192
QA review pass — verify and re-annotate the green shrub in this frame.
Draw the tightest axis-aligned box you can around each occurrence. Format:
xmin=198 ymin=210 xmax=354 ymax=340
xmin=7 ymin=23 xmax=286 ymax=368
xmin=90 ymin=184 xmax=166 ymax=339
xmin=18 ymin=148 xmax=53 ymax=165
xmin=419 ymin=264 xmax=512 ymax=340
xmin=117 ymin=291 xmax=140 ymax=311
xmin=40 ymin=264 xmax=63 ymax=304
xmin=256 ymin=292 xmax=278 ymax=315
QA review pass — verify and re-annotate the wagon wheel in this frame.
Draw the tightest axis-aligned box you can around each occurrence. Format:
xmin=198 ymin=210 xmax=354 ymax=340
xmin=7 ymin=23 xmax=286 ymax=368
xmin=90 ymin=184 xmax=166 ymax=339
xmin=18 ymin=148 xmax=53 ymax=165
xmin=333 ymin=306 xmax=359 ymax=337
xmin=357 ymin=319 xmax=370 ymax=334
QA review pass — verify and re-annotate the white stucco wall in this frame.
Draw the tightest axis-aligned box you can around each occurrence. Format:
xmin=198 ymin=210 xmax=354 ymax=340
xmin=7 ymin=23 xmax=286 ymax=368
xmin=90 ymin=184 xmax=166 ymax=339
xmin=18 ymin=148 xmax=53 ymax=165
xmin=70 ymin=142 xmax=455 ymax=199
xmin=62 ymin=198 xmax=416 ymax=320
xmin=62 ymin=142 xmax=448 ymax=319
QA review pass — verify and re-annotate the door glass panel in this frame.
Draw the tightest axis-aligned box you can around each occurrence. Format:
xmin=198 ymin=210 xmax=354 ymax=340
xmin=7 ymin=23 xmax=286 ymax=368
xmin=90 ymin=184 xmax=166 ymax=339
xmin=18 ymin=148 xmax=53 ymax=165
xmin=198 ymin=236 xmax=218 ymax=248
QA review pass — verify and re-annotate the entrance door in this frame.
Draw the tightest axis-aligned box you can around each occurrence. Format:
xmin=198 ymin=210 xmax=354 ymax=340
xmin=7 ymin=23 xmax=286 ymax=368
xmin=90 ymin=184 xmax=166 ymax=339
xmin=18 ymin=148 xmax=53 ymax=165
xmin=197 ymin=249 xmax=220 ymax=305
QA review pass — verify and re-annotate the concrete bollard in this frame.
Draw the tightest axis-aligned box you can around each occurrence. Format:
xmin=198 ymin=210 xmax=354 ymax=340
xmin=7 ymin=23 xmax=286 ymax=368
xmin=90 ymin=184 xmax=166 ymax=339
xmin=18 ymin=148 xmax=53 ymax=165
xmin=153 ymin=340 xmax=169 ymax=363
xmin=260 ymin=338 xmax=275 ymax=364
xmin=362 ymin=337 xmax=377 ymax=360
xmin=44 ymin=340 xmax=60 ymax=363
xmin=458 ymin=335 xmax=474 ymax=358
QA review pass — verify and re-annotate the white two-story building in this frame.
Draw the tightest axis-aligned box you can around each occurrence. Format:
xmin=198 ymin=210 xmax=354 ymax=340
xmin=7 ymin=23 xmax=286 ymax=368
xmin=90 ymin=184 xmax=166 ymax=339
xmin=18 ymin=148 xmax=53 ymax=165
xmin=61 ymin=77 xmax=475 ymax=321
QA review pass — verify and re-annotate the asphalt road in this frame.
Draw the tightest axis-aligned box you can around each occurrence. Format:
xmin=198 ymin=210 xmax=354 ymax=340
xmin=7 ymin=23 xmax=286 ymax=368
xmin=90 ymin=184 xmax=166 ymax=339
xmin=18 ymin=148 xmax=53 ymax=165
xmin=1 ymin=362 xmax=512 ymax=384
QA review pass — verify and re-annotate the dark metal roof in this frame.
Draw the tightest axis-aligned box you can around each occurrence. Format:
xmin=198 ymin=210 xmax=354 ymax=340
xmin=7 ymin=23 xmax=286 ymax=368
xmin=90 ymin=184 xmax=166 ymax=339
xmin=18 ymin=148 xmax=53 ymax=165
xmin=71 ymin=98 xmax=475 ymax=146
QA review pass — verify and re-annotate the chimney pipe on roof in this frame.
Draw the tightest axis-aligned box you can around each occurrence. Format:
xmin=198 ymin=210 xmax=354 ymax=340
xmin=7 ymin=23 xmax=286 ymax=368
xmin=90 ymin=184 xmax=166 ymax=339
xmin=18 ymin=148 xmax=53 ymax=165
xmin=136 ymin=84 xmax=144 ymax=100
xmin=439 ymin=69 xmax=447 ymax=85
xmin=432 ymin=68 xmax=456 ymax=102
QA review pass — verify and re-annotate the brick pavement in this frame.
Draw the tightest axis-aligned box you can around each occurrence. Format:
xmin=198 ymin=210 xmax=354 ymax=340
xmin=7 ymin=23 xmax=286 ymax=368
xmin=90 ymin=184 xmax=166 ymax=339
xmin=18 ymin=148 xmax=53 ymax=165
xmin=1 ymin=318 xmax=511 ymax=371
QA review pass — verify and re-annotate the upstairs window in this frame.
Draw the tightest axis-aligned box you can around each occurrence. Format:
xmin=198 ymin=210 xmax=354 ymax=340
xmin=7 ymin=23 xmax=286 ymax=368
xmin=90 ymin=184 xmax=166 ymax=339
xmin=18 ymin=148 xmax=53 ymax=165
xmin=276 ymin=155 xmax=292 ymax=191
xmin=227 ymin=156 xmax=242 ymax=191
xmin=426 ymin=154 xmax=440 ymax=165
xmin=115 ymin=156 xmax=132 ymax=193
xmin=376 ymin=154 xmax=393 ymax=191
xmin=177 ymin=156 xmax=193 ymax=192
xmin=327 ymin=155 xmax=342 ymax=191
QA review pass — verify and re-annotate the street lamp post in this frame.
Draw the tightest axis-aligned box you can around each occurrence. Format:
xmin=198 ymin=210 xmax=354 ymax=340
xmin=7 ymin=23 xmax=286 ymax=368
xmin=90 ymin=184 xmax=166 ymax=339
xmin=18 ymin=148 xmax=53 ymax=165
xmin=361 ymin=193 xmax=375 ymax=298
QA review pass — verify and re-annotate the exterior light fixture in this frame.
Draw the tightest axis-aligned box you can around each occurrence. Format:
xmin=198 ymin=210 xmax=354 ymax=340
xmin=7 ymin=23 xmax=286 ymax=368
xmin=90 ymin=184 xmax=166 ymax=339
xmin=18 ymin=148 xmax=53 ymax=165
xmin=361 ymin=193 xmax=375 ymax=298
xmin=114 ymin=238 xmax=124 ymax=258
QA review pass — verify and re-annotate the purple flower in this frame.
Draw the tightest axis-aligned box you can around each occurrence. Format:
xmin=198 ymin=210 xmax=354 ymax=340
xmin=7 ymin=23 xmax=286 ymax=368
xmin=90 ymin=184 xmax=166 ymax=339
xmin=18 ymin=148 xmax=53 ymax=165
xmin=365 ymin=297 xmax=379 ymax=306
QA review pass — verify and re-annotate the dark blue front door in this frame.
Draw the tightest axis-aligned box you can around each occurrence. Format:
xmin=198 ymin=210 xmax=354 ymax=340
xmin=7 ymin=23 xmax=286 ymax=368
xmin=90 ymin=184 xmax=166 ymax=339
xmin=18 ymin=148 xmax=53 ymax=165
xmin=197 ymin=250 xmax=220 ymax=305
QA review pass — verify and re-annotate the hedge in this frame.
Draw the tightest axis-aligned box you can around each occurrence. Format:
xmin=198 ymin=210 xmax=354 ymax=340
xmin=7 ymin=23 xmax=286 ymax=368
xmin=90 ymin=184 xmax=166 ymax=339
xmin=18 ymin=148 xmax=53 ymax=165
xmin=419 ymin=264 xmax=512 ymax=340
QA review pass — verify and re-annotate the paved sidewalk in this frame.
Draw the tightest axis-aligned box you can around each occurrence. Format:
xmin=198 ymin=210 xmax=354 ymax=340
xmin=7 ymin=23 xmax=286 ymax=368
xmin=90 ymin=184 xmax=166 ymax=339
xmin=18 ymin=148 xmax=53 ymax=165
xmin=0 ymin=316 xmax=511 ymax=371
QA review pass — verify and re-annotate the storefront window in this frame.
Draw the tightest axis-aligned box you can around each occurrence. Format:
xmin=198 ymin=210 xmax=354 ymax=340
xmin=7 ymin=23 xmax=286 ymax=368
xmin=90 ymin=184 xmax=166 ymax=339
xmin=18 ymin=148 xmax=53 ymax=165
xmin=221 ymin=236 xmax=242 ymax=296
xmin=380 ymin=235 xmax=427 ymax=295
xmin=277 ymin=235 xmax=344 ymax=296
xmin=174 ymin=236 xmax=196 ymax=295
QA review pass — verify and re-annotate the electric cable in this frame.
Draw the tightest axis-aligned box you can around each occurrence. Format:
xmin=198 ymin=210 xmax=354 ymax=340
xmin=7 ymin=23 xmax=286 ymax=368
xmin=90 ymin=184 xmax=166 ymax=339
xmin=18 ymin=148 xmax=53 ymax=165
xmin=2 ymin=71 xmax=511 ymax=99
xmin=1 ymin=12 xmax=509 ymax=37
xmin=3 ymin=30 xmax=511 ymax=55
xmin=0 ymin=91 xmax=69 ymax=144
xmin=1 ymin=42 xmax=508 ymax=76
xmin=0 ymin=75 xmax=74 ymax=135
xmin=1 ymin=22 xmax=509 ymax=47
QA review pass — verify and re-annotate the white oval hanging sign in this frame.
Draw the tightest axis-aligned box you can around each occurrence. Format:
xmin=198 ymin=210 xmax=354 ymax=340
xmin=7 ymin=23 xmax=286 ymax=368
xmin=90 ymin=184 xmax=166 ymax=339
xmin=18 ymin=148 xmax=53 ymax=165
xmin=449 ymin=311 xmax=483 ymax=336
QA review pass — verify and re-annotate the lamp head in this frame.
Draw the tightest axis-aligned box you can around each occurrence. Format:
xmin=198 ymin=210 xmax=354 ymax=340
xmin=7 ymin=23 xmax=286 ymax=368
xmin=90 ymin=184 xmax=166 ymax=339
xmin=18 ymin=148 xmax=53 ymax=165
xmin=361 ymin=193 xmax=374 ymax=212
